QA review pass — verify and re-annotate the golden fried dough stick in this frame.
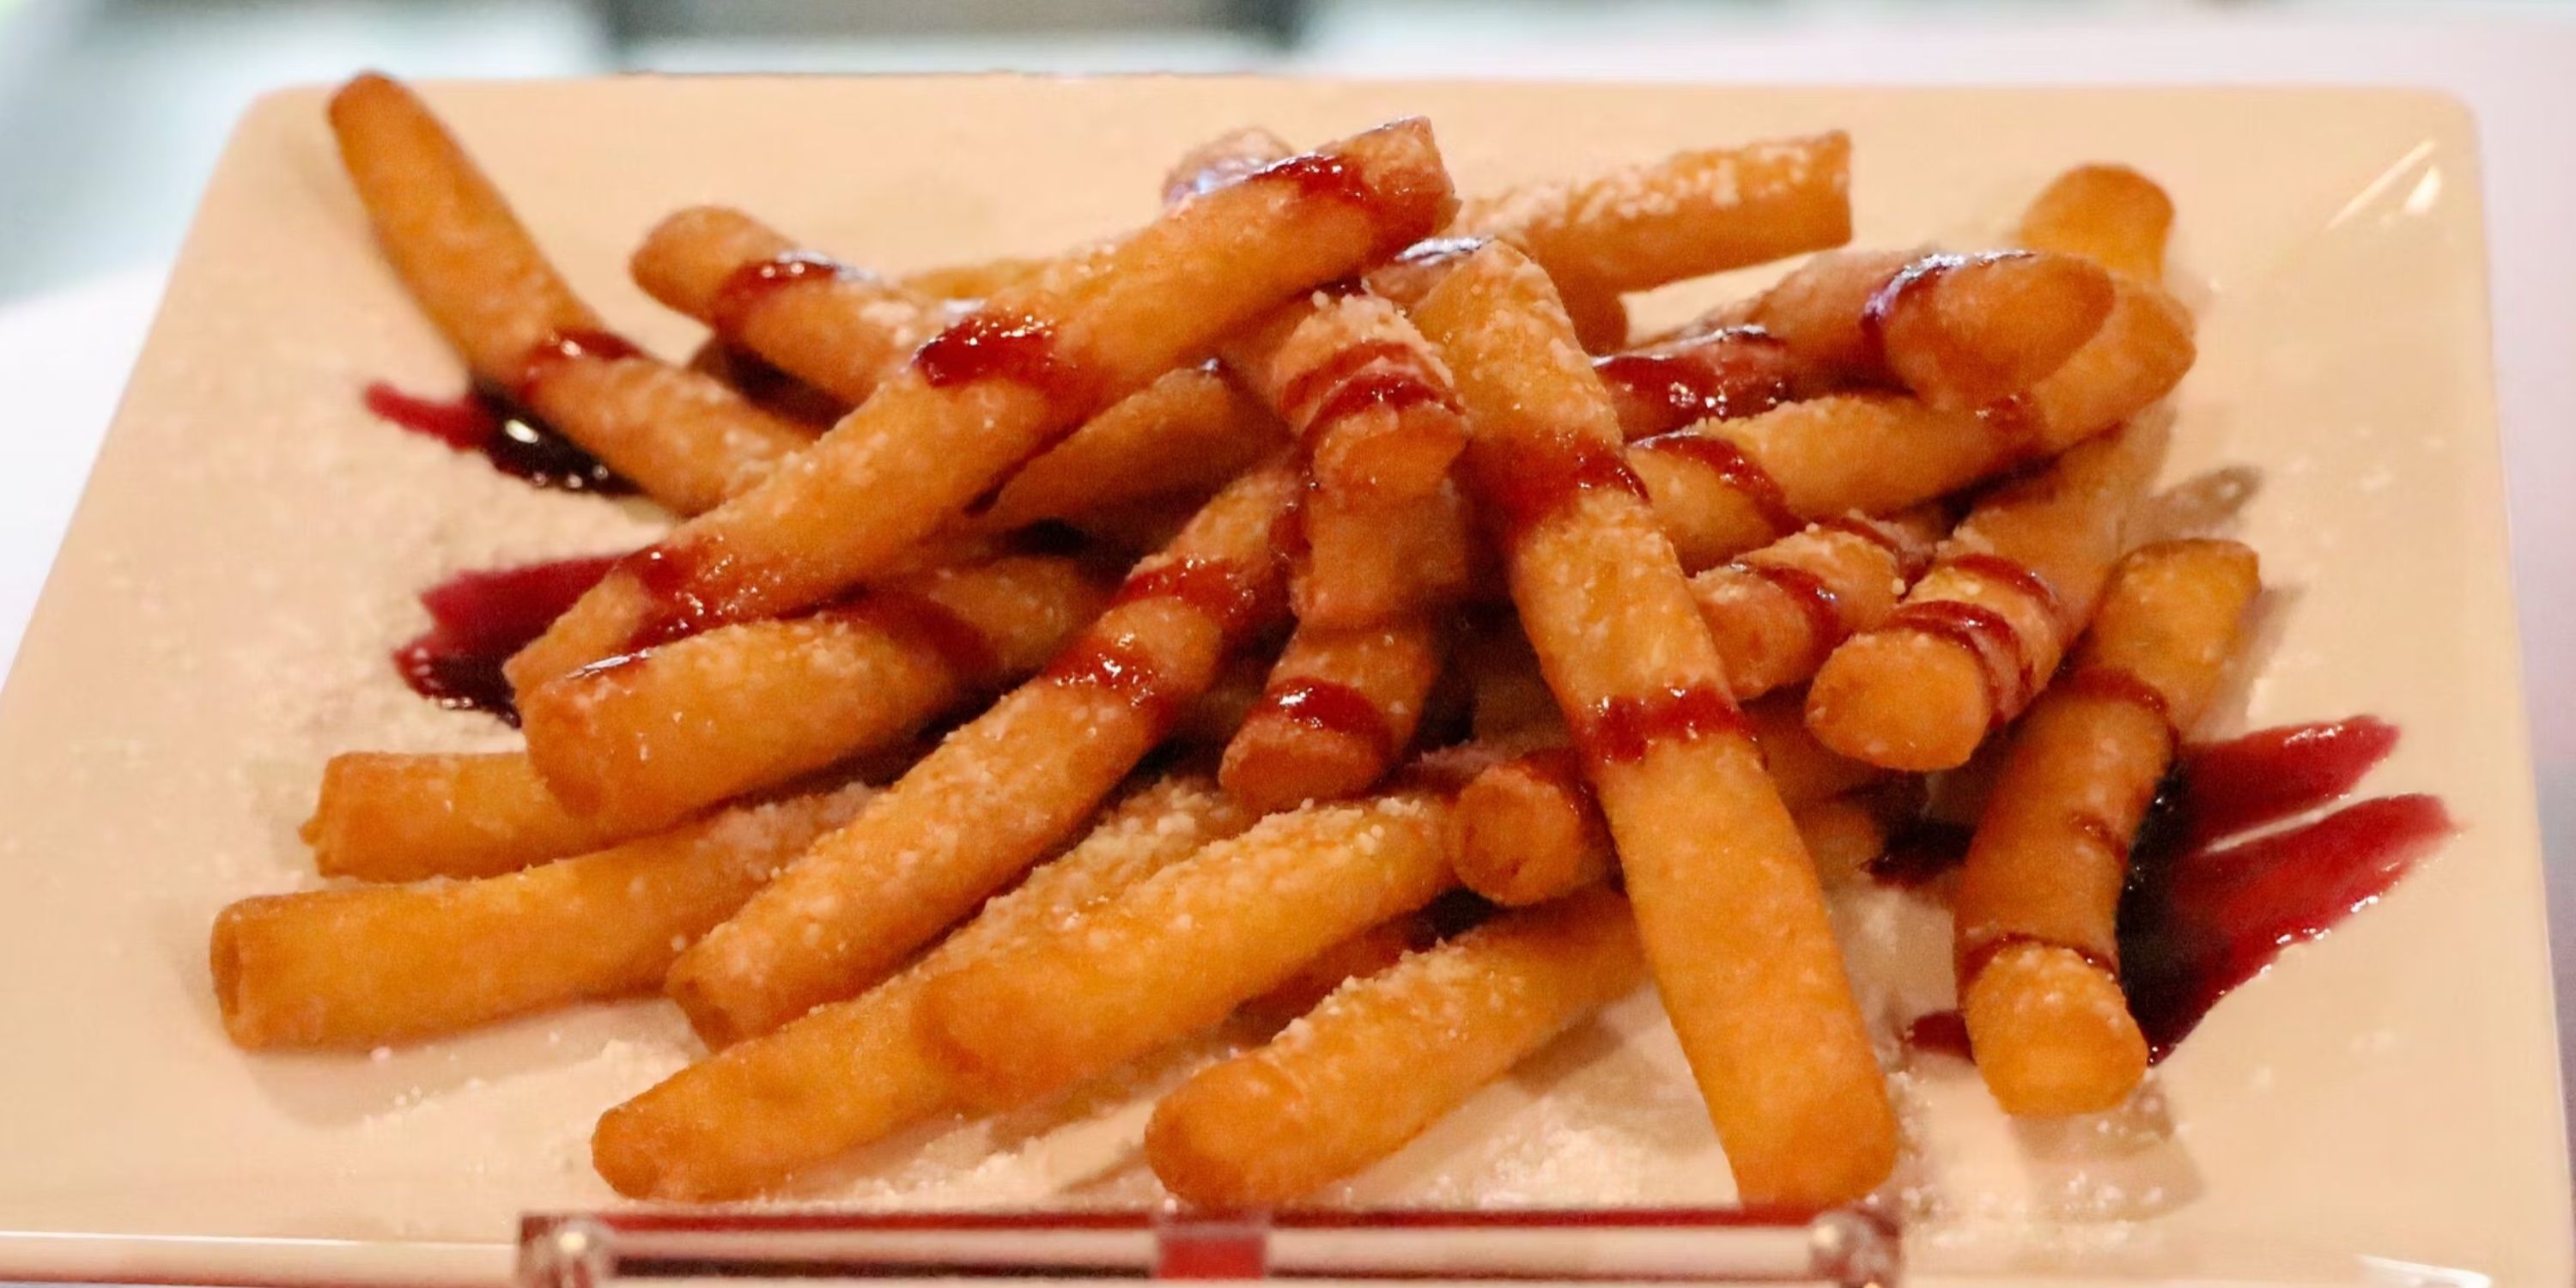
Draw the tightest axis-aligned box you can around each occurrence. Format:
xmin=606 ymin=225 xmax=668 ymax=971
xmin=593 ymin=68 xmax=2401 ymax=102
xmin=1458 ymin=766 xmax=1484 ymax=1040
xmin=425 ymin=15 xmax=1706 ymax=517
xmin=665 ymin=461 xmax=1300 ymax=1044
xmin=1147 ymin=887 xmax=1645 ymax=1206
xmin=1451 ymin=132 xmax=1853 ymax=297
xmin=1690 ymin=507 xmax=1945 ymax=700
xmin=591 ymin=773 xmax=1254 ymax=1200
xmin=631 ymin=206 xmax=942 ymax=406
xmin=214 ymin=784 xmax=873 ymax=1050
xmin=1457 ymin=622 xmax=1563 ymax=743
xmin=1444 ymin=748 xmax=1611 ymax=907
xmin=899 ymin=256 xmax=1048 ymax=301
xmin=637 ymin=208 xmax=1285 ymax=532
xmin=1152 ymin=124 xmax=1479 ymax=594
xmin=1449 ymin=696 xmax=1884 ymax=906
xmin=1291 ymin=481 xmax=1485 ymax=629
xmin=1593 ymin=325 xmax=1819 ymax=441
xmin=1219 ymin=617 xmax=1446 ymax=813
xmin=328 ymin=74 xmax=809 ymax=513
xmin=970 ymin=367 xmax=1285 ymax=532
xmin=1163 ymin=125 xmax=1298 ymax=204
xmin=305 ymin=750 xmax=625 ymax=882
xmin=1367 ymin=236 xmax=1628 ymax=354
xmin=919 ymin=788 xmax=1458 ymax=1110
xmin=1743 ymin=690 xmax=1893 ymax=805
xmin=1218 ymin=287 xmax=1480 ymax=627
xmin=1170 ymin=653 xmax=1271 ymax=748
xmin=2017 ymin=165 xmax=2175 ymax=286
xmin=507 ymin=118 xmax=1455 ymax=689
xmin=1806 ymin=422 xmax=2160 ymax=771
xmin=1239 ymin=913 xmax=1432 ymax=1029
xmin=1625 ymin=277 xmax=2190 ymax=573
xmin=1226 ymin=291 xmax=1470 ymax=504
xmin=1410 ymin=242 xmax=1894 ymax=1207
xmin=1953 ymin=539 xmax=2258 ymax=1115
xmin=521 ymin=555 xmax=1109 ymax=835
xmin=1454 ymin=769 xmax=1905 ymax=907
xmin=1746 ymin=247 xmax=2116 ymax=410
xmin=315 ymin=556 xmax=1100 ymax=881
xmin=1163 ymin=129 xmax=1479 ymax=510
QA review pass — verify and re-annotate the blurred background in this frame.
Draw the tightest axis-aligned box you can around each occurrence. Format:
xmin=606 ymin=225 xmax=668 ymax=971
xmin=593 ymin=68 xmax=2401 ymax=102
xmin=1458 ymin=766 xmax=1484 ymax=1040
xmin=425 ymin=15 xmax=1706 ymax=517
xmin=3 ymin=0 xmax=2573 ymax=303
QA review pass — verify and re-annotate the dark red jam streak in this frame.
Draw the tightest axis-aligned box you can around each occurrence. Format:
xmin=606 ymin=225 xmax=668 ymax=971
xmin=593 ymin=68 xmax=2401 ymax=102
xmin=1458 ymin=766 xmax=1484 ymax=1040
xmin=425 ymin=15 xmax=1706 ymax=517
xmin=361 ymin=382 xmax=637 ymax=496
xmin=1112 ymin=557 xmax=1277 ymax=641
xmin=1280 ymin=341 xmax=1414 ymax=416
xmin=1279 ymin=340 xmax=1456 ymax=440
xmin=1629 ymin=432 xmax=1799 ymax=538
xmin=2166 ymin=716 xmax=2399 ymax=850
xmin=1868 ymin=819 xmax=1971 ymax=889
xmin=1902 ymin=1009 xmax=1972 ymax=1060
xmin=1243 ymin=152 xmax=1404 ymax=252
xmin=913 ymin=310 xmax=1097 ymax=410
xmin=1252 ymin=679 xmax=1396 ymax=761
xmin=514 ymin=328 xmax=642 ymax=403
xmin=1476 ymin=438 xmax=1649 ymax=545
xmin=822 ymin=589 xmax=1002 ymax=687
xmin=1942 ymin=552 xmax=2063 ymax=630
xmin=1814 ymin=514 xmax=1905 ymax=560
xmin=708 ymin=251 xmax=854 ymax=334
xmin=914 ymin=311 xmax=1106 ymax=511
xmin=2121 ymin=786 xmax=2451 ymax=1060
xmin=1592 ymin=331 xmax=1794 ymax=436
xmin=1042 ymin=635 xmax=1182 ymax=731
xmin=1857 ymin=251 xmax=2029 ymax=378
xmin=1311 ymin=368 xmax=1452 ymax=434
xmin=1855 ymin=254 xmax=1964 ymax=375
xmin=1248 ymin=153 xmax=1377 ymax=207
xmin=620 ymin=540 xmax=739 ymax=653
xmin=1575 ymin=683 xmax=1748 ymax=767
xmin=1882 ymin=598 xmax=2029 ymax=721
xmin=392 ymin=554 xmax=625 ymax=724
xmin=2058 ymin=665 xmax=2176 ymax=736
xmin=1738 ymin=561 xmax=1847 ymax=666
xmin=1899 ymin=715 xmax=2437 ymax=1063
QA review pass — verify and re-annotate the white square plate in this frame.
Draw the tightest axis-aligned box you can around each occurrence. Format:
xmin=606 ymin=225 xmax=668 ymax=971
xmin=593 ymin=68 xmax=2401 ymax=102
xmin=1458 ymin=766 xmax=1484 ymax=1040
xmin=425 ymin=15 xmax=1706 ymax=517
xmin=0 ymin=77 xmax=2561 ymax=1286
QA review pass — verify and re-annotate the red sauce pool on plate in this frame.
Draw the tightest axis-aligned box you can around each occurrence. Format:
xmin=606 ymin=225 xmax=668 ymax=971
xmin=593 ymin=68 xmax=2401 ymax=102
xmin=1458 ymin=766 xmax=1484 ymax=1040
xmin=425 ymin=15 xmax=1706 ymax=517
xmin=392 ymin=554 xmax=624 ymax=723
xmin=2119 ymin=717 xmax=2447 ymax=1059
xmin=363 ymin=382 xmax=637 ymax=496
xmin=1887 ymin=716 xmax=2445 ymax=1063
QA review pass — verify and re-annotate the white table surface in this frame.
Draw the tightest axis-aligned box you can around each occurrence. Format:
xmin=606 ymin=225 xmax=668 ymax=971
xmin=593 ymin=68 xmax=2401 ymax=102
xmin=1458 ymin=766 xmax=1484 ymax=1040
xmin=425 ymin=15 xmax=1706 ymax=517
xmin=3 ymin=7 xmax=2570 ymax=1097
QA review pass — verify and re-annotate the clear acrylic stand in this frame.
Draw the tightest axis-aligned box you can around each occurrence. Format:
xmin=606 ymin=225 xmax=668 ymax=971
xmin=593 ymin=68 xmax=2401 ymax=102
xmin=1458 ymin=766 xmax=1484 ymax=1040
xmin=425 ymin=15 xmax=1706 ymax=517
xmin=519 ymin=1207 xmax=1899 ymax=1286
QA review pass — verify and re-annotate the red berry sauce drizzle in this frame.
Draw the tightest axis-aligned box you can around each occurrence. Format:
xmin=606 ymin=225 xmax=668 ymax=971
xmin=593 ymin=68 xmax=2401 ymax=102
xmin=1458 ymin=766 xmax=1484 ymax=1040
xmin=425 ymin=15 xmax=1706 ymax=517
xmin=1899 ymin=714 xmax=2451 ymax=1062
xmin=362 ymin=382 xmax=637 ymax=495
xmin=2118 ymin=715 xmax=2448 ymax=1058
xmin=392 ymin=554 xmax=624 ymax=724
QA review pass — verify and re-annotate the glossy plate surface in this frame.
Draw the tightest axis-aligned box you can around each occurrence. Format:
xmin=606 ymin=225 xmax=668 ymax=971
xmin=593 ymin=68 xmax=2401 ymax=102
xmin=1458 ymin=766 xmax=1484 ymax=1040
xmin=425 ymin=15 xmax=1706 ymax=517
xmin=0 ymin=77 xmax=2557 ymax=1285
